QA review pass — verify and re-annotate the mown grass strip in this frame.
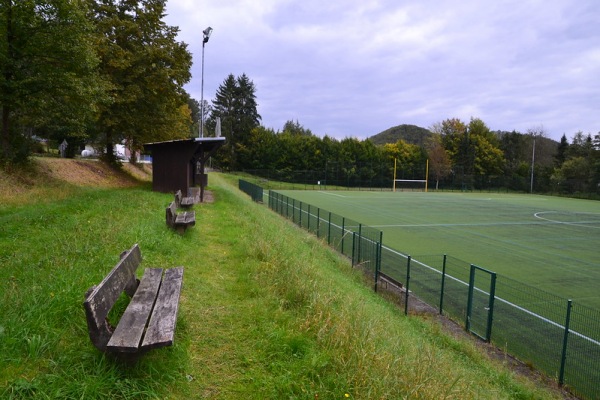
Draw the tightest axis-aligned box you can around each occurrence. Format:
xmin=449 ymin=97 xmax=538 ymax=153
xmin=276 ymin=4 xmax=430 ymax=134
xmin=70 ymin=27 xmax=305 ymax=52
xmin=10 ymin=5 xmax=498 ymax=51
xmin=0 ymin=169 xmax=562 ymax=399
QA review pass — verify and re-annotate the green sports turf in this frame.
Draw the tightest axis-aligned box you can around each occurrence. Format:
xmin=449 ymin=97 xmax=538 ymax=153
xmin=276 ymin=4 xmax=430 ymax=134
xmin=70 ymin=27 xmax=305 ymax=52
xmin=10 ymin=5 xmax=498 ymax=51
xmin=275 ymin=190 xmax=600 ymax=310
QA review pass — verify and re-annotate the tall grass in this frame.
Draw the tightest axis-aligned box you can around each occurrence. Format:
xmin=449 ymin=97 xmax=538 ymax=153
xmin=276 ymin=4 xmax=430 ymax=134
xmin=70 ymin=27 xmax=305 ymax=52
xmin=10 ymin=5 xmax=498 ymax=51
xmin=0 ymin=164 xmax=562 ymax=399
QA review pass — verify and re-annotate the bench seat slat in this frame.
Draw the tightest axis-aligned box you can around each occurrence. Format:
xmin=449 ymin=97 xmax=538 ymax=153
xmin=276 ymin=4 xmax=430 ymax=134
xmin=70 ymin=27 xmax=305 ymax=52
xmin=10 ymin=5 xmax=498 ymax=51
xmin=180 ymin=196 xmax=194 ymax=207
xmin=106 ymin=268 xmax=163 ymax=352
xmin=175 ymin=211 xmax=195 ymax=226
xmin=141 ymin=267 xmax=184 ymax=350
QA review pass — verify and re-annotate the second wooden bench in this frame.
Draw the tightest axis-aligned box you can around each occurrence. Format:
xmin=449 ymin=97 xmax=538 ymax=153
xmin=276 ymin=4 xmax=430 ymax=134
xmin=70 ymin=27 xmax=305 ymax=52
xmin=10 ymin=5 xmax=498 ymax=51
xmin=166 ymin=201 xmax=195 ymax=234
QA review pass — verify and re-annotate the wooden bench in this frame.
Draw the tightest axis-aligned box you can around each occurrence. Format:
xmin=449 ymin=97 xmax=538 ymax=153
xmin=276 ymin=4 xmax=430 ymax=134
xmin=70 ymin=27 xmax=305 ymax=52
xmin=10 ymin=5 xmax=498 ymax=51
xmin=83 ymin=244 xmax=184 ymax=354
xmin=166 ymin=201 xmax=195 ymax=234
xmin=378 ymin=271 xmax=404 ymax=291
xmin=175 ymin=189 xmax=194 ymax=208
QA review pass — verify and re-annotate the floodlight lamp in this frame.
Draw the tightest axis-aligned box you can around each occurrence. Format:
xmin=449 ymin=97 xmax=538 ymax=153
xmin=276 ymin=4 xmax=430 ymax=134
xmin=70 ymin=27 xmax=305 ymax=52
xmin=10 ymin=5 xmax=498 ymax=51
xmin=203 ymin=27 xmax=213 ymax=44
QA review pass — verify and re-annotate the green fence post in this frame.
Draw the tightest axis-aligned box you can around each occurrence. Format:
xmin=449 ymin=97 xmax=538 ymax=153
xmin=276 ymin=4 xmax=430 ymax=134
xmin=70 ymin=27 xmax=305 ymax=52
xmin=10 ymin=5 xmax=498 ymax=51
xmin=294 ymin=199 xmax=298 ymax=223
xmin=404 ymin=256 xmax=412 ymax=316
xmin=485 ymin=272 xmax=497 ymax=342
xmin=299 ymin=201 xmax=303 ymax=228
xmin=341 ymin=217 xmax=345 ymax=254
xmin=357 ymin=223 xmax=362 ymax=264
xmin=351 ymin=232 xmax=356 ymax=266
xmin=466 ymin=264 xmax=475 ymax=332
xmin=307 ymin=204 xmax=311 ymax=231
xmin=316 ymin=208 xmax=320 ymax=238
xmin=378 ymin=232 xmax=383 ymax=274
xmin=559 ymin=299 xmax=573 ymax=386
xmin=286 ymin=196 xmax=289 ymax=218
xmin=439 ymin=254 xmax=447 ymax=315
xmin=327 ymin=212 xmax=332 ymax=245
xmin=374 ymin=231 xmax=382 ymax=292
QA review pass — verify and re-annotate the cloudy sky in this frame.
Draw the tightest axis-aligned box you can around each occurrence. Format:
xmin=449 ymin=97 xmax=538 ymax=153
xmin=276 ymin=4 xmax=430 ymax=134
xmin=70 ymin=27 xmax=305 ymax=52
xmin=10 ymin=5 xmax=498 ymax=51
xmin=164 ymin=0 xmax=599 ymax=142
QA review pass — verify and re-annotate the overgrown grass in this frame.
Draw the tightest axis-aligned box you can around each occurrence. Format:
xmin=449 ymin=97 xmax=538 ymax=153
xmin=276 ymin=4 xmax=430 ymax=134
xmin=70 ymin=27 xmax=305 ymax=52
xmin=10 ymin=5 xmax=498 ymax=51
xmin=0 ymin=164 xmax=563 ymax=399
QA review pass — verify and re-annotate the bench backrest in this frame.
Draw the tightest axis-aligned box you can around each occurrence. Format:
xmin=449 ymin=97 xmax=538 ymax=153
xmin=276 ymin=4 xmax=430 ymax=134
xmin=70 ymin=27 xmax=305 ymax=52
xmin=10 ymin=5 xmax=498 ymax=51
xmin=165 ymin=201 xmax=177 ymax=227
xmin=83 ymin=244 xmax=141 ymax=351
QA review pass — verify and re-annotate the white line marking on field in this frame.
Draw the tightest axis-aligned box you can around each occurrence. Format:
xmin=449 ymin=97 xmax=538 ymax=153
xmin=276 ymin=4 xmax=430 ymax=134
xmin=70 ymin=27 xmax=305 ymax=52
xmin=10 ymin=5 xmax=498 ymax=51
xmin=534 ymin=211 xmax=600 ymax=229
xmin=371 ymin=221 xmax=552 ymax=228
xmin=318 ymin=191 xmax=346 ymax=198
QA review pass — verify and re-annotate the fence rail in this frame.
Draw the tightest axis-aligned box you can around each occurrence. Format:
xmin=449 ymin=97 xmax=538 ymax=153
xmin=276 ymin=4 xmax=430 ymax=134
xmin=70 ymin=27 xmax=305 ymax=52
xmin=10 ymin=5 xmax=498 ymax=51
xmin=265 ymin=188 xmax=600 ymax=400
xmin=239 ymin=179 xmax=264 ymax=202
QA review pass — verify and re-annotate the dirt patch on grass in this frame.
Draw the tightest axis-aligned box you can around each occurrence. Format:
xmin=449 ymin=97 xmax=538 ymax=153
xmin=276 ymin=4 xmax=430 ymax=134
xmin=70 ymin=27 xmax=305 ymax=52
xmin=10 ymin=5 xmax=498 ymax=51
xmin=0 ymin=157 xmax=152 ymax=205
xmin=37 ymin=157 xmax=152 ymax=187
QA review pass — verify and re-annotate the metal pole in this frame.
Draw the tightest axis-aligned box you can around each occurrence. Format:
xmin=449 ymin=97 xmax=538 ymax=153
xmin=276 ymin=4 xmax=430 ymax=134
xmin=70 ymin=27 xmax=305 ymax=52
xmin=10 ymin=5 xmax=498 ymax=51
xmin=341 ymin=217 xmax=345 ymax=254
xmin=530 ymin=137 xmax=536 ymax=193
xmin=466 ymin=264 xmax=475 ymax=332
xmin=404 ymin=256 xmax=412 ymax=315
xmin=439 ymin=254 xmax=447 ymax=314
xmin=200 ymin=27 xmax=212 ymax=138
xmin=559 ymin=299 xmax=573 ymax=386
xmin=200 ymin=41 xmax=205 ymax=138
xmin=485 ymin=272 xmax=497 ymax=342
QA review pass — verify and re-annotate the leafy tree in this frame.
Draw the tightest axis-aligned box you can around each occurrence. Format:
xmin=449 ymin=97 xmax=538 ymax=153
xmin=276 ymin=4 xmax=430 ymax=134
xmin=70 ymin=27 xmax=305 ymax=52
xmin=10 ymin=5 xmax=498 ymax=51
xmin=440 ymin=118 xmax=503 ymax=181
xmin=425 ymin=134 xmax=452 ymax=190
xmin=1 ymin=0 xmax=103 ymax=163
xmin=87 ymin=0 xmax=192 ymax=163
xmin=183 ymin=94 xmax=200 ymax=137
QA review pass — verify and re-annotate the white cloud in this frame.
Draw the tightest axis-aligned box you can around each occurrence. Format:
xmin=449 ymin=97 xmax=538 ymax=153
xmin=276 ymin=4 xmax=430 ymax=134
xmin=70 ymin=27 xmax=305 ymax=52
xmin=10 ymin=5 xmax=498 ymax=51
xmin=165 ymin=0 xmax=600 ymax=141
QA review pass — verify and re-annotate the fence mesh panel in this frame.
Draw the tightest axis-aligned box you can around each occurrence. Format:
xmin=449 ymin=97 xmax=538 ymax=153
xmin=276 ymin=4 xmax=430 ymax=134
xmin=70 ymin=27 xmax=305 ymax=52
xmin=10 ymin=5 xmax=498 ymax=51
xmin=265 ymin=188 xmax=600 ymax=400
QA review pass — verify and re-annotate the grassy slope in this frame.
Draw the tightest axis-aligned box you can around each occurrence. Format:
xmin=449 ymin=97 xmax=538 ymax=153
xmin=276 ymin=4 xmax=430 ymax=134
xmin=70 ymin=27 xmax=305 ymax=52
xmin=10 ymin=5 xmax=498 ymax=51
xmin=0 ymin=159 xmax=563 ymax=399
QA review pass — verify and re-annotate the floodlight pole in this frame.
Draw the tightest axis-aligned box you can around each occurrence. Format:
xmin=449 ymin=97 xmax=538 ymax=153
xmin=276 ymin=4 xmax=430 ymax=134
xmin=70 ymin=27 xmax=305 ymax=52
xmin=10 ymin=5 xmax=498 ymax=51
xmin=530 ymin=136 xmax=536 ymax=193
xmin=200 ymin=26 xmax=213 ymax=138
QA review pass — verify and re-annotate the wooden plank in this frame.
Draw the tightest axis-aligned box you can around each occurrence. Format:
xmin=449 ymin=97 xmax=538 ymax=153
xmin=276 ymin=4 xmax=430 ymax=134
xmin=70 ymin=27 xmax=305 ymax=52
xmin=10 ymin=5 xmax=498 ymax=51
xmin=83 ymin=244 xmax=141 ymax=351
xmin=141 ymin=267 xmax=184 ymax=350
xmin=175 ymin=211 xmax=195 ymax=226
xmin=166 ymin=202 xmax=177 ymax=227
xmin=174 ymin=190 xmax=182 ymax=207
xmin=180 ymin=196 xmax=194 ymax=207
xmin=106 ymin=268 xmax=163 ymax=352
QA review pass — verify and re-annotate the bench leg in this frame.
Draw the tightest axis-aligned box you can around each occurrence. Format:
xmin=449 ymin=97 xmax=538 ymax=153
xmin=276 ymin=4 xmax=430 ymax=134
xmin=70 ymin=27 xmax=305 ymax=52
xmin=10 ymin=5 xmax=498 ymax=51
xmin=175 ymin=226 xmax=186 ymax=235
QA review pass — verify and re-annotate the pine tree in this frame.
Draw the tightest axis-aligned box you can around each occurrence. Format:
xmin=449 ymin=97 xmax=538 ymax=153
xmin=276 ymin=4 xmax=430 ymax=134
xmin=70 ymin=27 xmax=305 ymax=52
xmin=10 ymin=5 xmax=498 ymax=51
xmin=209 ymin=73 xmax=261 ymax=170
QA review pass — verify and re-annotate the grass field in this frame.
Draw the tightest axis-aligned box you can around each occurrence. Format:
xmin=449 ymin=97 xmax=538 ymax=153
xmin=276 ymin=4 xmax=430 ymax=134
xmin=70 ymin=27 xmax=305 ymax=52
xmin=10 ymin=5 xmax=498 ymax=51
xmin=2 ymin=160 xmax=566 ymax=399
xmin=275 ymin=190 xmax=600 ymax=311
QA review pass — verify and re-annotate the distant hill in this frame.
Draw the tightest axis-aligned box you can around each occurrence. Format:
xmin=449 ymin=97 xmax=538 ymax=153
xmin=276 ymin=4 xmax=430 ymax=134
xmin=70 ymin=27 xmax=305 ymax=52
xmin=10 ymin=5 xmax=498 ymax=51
xmin=368 ymin=124 xmax=432 ymax=146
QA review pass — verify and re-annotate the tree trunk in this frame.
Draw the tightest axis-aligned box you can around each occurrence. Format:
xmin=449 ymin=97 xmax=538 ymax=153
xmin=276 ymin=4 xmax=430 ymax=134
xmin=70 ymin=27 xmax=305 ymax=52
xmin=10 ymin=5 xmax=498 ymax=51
xmin=2 ymin=1 xmax=14 ymax=159
xmin=1 ymin=106 xmax=10 ymax=159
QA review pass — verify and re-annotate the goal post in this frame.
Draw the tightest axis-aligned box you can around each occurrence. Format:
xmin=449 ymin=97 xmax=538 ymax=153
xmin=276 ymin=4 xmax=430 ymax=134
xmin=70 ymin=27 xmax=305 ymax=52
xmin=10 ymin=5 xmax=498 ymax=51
xmin=393 ymin=158 xmax=429 ymax=192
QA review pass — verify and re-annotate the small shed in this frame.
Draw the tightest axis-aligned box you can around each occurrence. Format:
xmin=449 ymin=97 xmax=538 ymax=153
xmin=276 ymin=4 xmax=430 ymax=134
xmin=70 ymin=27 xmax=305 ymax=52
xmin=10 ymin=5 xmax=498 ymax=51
xmin=143 ymin=137 xmax=226 ymax=202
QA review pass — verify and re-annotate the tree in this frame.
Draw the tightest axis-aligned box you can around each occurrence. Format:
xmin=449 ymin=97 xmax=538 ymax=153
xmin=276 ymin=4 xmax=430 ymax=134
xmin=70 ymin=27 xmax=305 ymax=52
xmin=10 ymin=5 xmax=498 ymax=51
xmin=282 ymin=120 xmax=313 ymax=136
xmin=1 ymin=0 xmax=103 ymax=163
xmin=425 ymin=134 xmax=451 ymax=190
xmin=440 ymin=118 xmax=503 ymax=180
xmin=209 ymin=73 xmax=261 ymax=170
xmin=555 ymin=134 xmax=569 ymax=166
xmin=87 ymin=0 xmax=192 ymax=164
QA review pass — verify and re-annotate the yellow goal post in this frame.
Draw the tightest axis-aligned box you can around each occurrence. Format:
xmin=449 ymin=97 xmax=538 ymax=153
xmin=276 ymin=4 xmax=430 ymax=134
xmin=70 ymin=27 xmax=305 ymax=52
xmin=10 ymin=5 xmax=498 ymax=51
xmin=393 ymin=158 xmax=429 ymax=192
